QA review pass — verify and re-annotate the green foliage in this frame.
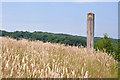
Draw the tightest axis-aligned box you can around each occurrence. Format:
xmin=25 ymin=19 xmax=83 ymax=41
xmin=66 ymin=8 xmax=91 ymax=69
xmin=114 ymin=40 xmax=120 ymax=61
xmin=95 ymin=34 xmax=113 ymax=53
xmin=95 ymin=38 xmax=104 ymax=51
xmin=95 ymin=34 xmax=119 ymax=61
xmin=0 ymin=30 xmax=87 ymax=47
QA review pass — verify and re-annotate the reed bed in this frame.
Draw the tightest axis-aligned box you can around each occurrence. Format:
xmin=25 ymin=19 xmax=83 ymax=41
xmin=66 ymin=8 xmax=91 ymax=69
xmin=0 ymin=37 xmax=118 ymax=78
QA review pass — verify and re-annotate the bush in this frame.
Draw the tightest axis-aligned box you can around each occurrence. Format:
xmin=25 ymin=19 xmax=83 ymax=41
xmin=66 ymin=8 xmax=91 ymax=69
xmin=95 ymin=34 xmax=113 ymax=53
xmin=95 ymin=34 xmax=120 ymax=61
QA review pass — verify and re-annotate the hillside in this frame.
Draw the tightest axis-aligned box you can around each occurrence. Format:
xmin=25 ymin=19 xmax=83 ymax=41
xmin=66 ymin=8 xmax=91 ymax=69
xmin=0 ymin=30 xmax=118 ymax=47
xmin=1 ymin=37 xmax=118 ymax=78
xmin=0 ymin=30 xmax=86 ymax=47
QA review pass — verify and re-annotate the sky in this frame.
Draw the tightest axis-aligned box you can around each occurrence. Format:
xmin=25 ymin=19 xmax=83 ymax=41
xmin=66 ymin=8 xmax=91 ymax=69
xmin=118 ymin=2 xmax=120 ymax=39
xmin=1 ymin=2 xmax=118 ymax=39
xmin=1 ymin=0 xmax=119 ymax=2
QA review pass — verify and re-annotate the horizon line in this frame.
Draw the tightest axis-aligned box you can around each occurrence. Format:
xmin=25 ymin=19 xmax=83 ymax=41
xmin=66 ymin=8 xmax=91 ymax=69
xmin=0 ymin=29 xmax=118 ymax=39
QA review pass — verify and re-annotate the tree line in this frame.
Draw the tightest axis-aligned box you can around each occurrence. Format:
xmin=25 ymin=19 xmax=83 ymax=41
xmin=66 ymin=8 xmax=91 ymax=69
xmin=0 ymin=30 xmax=87 ymax=47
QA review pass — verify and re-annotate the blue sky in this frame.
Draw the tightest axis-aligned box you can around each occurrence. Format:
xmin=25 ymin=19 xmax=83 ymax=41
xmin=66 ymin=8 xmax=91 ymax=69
xmin=2 ymin=2 xmax=118 ymax=39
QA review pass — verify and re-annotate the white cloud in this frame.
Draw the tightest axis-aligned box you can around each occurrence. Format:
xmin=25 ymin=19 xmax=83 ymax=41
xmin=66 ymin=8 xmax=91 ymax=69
xmin=1 ymin=0 xmax=119 ymax=2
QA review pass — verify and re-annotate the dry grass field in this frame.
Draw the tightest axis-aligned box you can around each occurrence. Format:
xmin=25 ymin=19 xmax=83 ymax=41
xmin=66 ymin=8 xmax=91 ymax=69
xmin=0 ymin=37 xmax=118 ymax=78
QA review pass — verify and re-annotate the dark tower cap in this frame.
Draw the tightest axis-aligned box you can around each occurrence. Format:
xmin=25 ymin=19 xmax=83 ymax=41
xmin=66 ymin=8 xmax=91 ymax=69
xmin=87 ymin=13 xmax=94 ymax=17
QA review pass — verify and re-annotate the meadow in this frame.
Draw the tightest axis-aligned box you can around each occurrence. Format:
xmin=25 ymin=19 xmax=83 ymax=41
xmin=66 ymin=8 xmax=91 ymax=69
xmin=0 ymin=37 xmax=118 ymax=78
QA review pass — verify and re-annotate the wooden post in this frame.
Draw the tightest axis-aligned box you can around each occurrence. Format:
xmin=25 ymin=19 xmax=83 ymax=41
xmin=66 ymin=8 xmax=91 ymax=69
xmin=87 ymin=13 xmax=94 ymax=50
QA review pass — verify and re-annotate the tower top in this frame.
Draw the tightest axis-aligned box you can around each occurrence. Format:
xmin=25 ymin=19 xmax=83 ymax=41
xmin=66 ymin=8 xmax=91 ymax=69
xmin=87 ymin=13 xmax=94 ymax=19
xmin=87 ymin=13 xmax=94 ymax=15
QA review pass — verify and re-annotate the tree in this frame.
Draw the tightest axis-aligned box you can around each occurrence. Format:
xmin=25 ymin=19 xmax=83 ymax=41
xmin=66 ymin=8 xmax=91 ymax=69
xmin=95 ymin=34 xmax=113 ymax=54
xmin=114 ymin=40 xmax=120 ymax=61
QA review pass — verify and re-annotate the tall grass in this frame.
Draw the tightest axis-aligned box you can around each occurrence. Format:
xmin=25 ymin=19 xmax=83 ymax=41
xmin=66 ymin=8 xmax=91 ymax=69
xmin=0 ymin=37 xmax=118 ymax=78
